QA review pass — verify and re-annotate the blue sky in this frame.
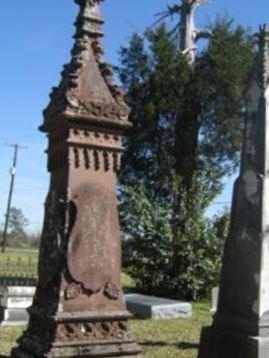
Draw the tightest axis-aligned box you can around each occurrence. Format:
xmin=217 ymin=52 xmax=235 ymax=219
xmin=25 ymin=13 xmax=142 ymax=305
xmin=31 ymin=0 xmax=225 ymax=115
xmin=0 ymin=0 xmax=268 ymax=232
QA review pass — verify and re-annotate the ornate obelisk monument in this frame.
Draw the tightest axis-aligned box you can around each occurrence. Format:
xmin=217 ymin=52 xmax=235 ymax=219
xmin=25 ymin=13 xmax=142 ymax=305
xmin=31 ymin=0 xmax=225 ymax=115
xmin=198 ymin=25 xmax=269 ymax=358
xmin=11 ymin=1 xmax=140 ymax=357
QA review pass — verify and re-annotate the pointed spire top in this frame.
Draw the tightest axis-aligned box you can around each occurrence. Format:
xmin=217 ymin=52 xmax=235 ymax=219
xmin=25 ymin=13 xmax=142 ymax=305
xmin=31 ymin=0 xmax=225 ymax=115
xmin=257 ymin=24 xmax=269 ymax=91
xmin=41 ymin=0 xmax=130 ymax=132
xmin=258 ymin=24 xmax=269 ymax=52
xmin=74 ymin=0 xmax=105 ymax=38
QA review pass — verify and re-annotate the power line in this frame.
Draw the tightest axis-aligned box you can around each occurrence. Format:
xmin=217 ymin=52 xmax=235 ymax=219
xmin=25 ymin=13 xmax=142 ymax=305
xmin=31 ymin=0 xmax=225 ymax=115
xmin=2 ymin=143 xmax=28 ymax=253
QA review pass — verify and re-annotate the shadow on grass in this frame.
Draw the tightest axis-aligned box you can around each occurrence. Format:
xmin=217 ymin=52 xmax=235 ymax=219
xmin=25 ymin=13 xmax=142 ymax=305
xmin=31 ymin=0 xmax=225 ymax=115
xmin=141 ymin=341 xmax=199 ymax=350
xmin=0 ymin=355 xmax=9 ymax=357
xmin=178 ymin=342 xmax=199 ymax=350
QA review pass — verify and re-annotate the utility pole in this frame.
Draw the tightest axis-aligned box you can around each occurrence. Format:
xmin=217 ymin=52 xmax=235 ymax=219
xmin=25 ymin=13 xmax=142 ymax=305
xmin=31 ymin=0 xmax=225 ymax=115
xmin=2 ymin=144 xmax=28 ymax=253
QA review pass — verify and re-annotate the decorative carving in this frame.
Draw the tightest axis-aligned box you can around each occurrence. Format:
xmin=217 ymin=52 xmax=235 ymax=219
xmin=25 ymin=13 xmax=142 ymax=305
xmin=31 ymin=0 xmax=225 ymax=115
xmin=77 ymin=100 xmax=130 ymax=121
xmin=103 ymin=150 xmax=110 ymax=172
xmin=66 ymin=36 xmax=89 ymax=90
xmin=104 ymin=281 xmax=120 ymax=300
xmin=65 ymin=282 xmax=83 ymax=300
xmin=64 ymin=96 xmax=130 ymax=122
xmin=92 ymin=39 xmax=104 ymax=63
xmin=73 ymin=147 xmax=80 ymax=168
xmin=93 ymin=150 xmax=100 ymax=170
xmin=55 ymin=320 xmax=129 ymax=343
xmin=100 ymin=63 xmax=114 ymax=86
xmin=111 ymin=85 xmax=125 ymax=104
xmin=113 ymin=152 xmax=120 ymax=173
xmin=40 ymin=0 xmax=132 ymax=131
xmin=69 ymin=145 xmax=121 ymax=172
xmin=83 ymin=148 xmax=90 ymax=169
xmin=70 ymin=129 xmax=122 ymax=150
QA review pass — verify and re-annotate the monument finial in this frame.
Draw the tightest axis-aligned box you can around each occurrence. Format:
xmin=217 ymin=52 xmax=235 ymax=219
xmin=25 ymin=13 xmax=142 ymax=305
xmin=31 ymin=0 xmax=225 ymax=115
xmin=74 ymin=0 xmax=105 ymax=37
xmin=41 ymin=0 xmax=129 ymax=132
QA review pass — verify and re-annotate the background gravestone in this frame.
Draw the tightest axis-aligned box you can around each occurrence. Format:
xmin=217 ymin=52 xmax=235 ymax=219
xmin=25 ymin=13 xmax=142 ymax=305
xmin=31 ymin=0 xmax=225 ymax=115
xmin=11 ymin=1 xmax=140 ymax=357
xmin=0 ymin=286 xmax=35 ymax=326
xmin=199 ymin=25 xmax=269 ymax=358
xmin=125 ymin=294 xmax=192 ymax=320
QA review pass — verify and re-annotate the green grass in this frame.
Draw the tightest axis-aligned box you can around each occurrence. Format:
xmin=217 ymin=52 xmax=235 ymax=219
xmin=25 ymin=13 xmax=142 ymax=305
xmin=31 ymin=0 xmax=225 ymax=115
xmin=0 ymin=261 xmax=211 ymax=357
xmin=0 ymin=326 xmax=23 ymax=356
xmin=0 ymin=249 xmax=38 ymax=264
xmin=0 ymin=302 xmax=211 ymax=357
xmin=130 ymin=302 xmax=211 ymax=357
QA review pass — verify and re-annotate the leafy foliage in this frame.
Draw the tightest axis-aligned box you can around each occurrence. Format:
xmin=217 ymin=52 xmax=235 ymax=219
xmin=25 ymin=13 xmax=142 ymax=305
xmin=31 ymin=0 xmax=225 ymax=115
xmin=196 ymin=19 xmax=255 ymax=177
xmin=119 ymin=18 xmax=254 ymax=194
xmin=119 ymin=17 xmax=254 ymax=300
xmin=8 ymin=207 xmax=29 ymax=236
xmin=122 ymin=178 xmax=228 ymax=300
xmin=2 ymin=207 xmax=30 ymax=248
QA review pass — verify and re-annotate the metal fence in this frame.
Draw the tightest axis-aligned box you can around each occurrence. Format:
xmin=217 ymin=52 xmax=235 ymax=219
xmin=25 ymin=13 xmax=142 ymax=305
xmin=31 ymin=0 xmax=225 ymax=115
xmin=0 ymin=257 xmax=37 ymax=286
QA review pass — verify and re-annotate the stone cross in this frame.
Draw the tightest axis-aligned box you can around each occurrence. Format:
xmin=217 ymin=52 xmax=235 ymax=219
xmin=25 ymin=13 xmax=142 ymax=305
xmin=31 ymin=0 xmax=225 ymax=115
xmin=11 ymin=1 xmax=140 ymax=357
xmin=198 ymin=25 xmax=269 ymax=358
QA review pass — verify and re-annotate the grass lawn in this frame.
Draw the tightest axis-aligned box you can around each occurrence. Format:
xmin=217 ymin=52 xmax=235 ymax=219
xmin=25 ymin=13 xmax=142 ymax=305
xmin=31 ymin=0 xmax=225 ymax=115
xmin=0 ymin=249 xmax=38 ymax=264
xmin=131 ymin=301 xmax=211 ymax=357
xmin=0 ymin=302 xmax=211 ymax=357
xmin=0 ymin=257 xmax=212 ymax=357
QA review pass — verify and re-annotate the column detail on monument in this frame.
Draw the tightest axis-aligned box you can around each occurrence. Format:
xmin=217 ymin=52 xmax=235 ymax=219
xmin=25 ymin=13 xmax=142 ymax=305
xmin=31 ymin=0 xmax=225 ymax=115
xmin=198 ymin=25 xmax=269 ymax=358
xmin=11 ymin=0 xmax=140 ymax=357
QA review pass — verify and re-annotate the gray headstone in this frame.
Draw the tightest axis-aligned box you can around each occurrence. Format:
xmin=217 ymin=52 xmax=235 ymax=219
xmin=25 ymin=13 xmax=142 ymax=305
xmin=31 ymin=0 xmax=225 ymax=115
xmin=0 ymin=286 xmax=36 ymax=297
xmin=125 ymin=294 xmax=192 ymax=320
xmin=210 ymin=287 xmax=219 ymax=313
xmin=0 ymin=286 xmax=35 ymax=326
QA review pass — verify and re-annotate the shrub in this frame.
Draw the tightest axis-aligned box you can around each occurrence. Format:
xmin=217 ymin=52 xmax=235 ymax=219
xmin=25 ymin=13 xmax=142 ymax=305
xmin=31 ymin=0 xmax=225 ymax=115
xmin=121 ymin=179 xmax=228 ymax=301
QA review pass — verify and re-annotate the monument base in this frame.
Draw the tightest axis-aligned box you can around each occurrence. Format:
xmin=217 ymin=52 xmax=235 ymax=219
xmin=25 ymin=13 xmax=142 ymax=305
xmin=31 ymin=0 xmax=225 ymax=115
xmin=198 ymin=326 xmax=269 ymax=358
xmin=11 ymin=310 xmax=141 ymax=358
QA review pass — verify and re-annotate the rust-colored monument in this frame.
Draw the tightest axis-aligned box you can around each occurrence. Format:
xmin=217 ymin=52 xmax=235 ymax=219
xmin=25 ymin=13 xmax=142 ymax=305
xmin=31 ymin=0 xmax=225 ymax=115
xmin=11 ymin=1 xmax=140 ymax=357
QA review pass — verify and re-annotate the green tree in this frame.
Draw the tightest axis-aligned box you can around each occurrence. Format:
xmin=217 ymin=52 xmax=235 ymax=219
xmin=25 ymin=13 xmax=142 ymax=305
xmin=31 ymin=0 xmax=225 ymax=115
xmin=122 ymin=179 xmax=228 ymax=300
xmin=8 ymin=207 xmax=28 ymax=236
xmin=3 ymin=207 xmax=29 ymax=248
xmin=118 ymin=18 xmax=254 ymax=300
